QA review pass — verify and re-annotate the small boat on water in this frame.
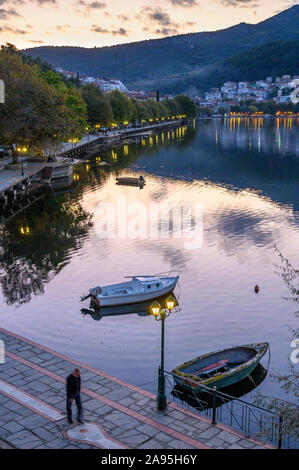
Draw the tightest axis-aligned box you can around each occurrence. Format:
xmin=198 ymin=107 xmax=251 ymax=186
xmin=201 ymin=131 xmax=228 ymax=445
xmin=172 ymin=342 xmax=269 ymax=391
xmin=116 ymin=175 xmax=145 ymax=186
xmin=45 ymin=156 xmax=81 ymax=180
xmin=82 ymin=275 xmax=179 ymax=308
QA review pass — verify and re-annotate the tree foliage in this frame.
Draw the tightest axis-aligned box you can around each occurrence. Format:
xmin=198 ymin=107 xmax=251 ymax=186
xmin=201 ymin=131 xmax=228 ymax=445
xmin=0 ymin=46 xmax=87 ymax=157
xmin=107 ymin=90 xmax=135 ymax=124
xmin=253 ymin=247 xmax=299 ymax=444
xmin=81 ymin=83 xmax=113 ymax=126
xmin=174 ymin=95 xmax=197 ymax=117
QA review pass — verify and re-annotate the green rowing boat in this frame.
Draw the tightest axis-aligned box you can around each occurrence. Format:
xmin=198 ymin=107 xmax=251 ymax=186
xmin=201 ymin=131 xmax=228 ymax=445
xmin=172 ymin=342 xmax=269 ymax=391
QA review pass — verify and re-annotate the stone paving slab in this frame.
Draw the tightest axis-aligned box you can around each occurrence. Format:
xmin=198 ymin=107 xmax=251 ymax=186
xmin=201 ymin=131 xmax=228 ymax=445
xmin=0 ymin=327 xmax=273 ymax=450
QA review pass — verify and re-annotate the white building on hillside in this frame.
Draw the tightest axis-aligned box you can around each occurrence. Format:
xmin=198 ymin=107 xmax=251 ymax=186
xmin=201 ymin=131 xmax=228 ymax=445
xmin=95 ymin=79 xmax=128 ymax=93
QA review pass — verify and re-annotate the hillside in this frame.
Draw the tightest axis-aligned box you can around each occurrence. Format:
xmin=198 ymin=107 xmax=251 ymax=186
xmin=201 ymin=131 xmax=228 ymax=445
xmin=151 ymin=40 xmax=299 ymax=95
xmin=25 ymin=5 xmax=299 ymax=93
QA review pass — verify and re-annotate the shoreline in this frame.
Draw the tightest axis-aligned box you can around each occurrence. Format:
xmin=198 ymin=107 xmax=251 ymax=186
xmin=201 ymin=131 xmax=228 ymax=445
xmin=198 ymin=115 xmax=299 ymax=119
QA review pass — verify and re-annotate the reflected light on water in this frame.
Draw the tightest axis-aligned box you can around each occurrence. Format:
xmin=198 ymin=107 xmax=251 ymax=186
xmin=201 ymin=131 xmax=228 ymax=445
xmin=0 ymin=118 xmax=298 ymax=406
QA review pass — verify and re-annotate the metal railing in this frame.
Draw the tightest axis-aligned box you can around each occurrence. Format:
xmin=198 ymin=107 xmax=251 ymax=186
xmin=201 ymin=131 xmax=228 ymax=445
xmin=164 ymin=370 xmax=294 ymax=449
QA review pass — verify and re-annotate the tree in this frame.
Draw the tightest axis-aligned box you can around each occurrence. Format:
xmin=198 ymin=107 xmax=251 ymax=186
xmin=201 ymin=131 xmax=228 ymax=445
xmin=174 ymin=94 xmax=197 ymax=117
xmin=42 ymin=70 xmax=87 ymax=129
xmin=199 ymin=106 xmax=213 ymax=117
xmin=132 ymin=99 xmax=148 ymax=121
xmin=254 ymin=247 xmax=298 ymax=444
xmin=218 ymin=106 xmax=227 ymax=115
xmin=248 ymin=105 xmax=258 ymax=114
xmin=81 ymin=84 xmax=113 ymax=126
xmin=0 ymin=48 xmax=87 ymax=160
xmin=163 ymin=98 xmax=179 ymax=116
xmin=107 ymin=90 xmax=134 ymax=124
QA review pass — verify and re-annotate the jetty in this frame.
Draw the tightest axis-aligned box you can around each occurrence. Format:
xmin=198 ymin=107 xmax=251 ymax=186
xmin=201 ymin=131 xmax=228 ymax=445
xmin=0 ymin=327 xmax=273 ymax=449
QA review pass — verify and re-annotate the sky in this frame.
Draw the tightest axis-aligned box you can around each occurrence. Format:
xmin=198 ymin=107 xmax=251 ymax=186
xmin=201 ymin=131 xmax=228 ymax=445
xmin=0 ymin=0 xmax=298 ymax=49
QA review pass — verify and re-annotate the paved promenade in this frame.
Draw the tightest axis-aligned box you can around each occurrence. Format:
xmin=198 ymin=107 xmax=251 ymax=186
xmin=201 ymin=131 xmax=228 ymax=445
xmin=0 ymin=328 xmax=272 ymax=450
xmin=0 ymin=159 xmax=46 ymax=193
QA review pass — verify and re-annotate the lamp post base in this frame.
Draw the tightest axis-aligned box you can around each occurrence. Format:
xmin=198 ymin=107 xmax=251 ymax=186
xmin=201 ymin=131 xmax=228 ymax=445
xmin=157 ymin=368 xmax=167 ymax=411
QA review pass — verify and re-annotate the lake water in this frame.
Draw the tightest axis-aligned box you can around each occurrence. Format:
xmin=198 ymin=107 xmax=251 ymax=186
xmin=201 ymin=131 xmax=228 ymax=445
xmin=0 ymin=117 xmax=298 ymax=407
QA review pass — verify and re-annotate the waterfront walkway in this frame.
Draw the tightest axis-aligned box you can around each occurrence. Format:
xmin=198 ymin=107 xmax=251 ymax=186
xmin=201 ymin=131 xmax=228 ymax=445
xmin=0 ymin=120 xmax=182 ymax=194
xmin=0 ymin=328 xmax=273 ymax=450
xmin=0 ymin=159 xmax=46 ymax=193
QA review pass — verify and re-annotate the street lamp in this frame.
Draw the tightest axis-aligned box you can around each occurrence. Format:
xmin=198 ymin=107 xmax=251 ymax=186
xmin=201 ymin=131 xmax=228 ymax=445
xmin=17 ymin=146 xmax=27 ymax=176
xmin=150 ymin=295 xmax=176 ymax=411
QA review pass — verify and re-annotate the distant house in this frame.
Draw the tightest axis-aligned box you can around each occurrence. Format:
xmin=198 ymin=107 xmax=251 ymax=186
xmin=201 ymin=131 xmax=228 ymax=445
xmin=81 ymin=77 xmax=97 ymax=84
xmin=255 ymin=80 xmax=269 ymax=89
xmin=61 ymin=71 xmax=77 ymax=79
xmin=95 ymin=79 xmax=128 ymax=93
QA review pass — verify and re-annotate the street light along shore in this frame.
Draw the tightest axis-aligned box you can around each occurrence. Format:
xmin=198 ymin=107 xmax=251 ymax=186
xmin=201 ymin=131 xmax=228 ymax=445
xmin=150 ymin=295 xmax=177 ymax=411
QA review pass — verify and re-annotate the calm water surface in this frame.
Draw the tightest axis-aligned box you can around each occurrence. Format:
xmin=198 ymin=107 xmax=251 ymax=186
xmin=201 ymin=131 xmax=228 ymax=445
xmin=0 ymin=117 xmax=298 ymax=405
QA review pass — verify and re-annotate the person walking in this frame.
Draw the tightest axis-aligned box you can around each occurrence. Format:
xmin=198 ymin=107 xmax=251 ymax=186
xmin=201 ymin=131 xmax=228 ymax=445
xmin=66 ymin=368 xmax=84 ymax=424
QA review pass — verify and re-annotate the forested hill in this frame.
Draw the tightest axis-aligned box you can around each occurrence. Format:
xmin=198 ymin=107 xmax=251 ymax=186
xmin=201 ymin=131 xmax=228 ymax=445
xmin=25 ymin=5 xmax=299 ymax=93
xmin=157 ymin=40 xmax=299 ymax=95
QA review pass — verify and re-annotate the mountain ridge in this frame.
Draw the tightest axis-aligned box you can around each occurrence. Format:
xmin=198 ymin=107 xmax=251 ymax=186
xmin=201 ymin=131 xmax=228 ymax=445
xmin=24 ymin=5 xmax=299 ymax=93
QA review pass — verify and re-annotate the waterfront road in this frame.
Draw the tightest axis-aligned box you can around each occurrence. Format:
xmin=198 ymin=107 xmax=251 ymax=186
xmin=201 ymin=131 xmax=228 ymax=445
xmin=0 ymin=328 xmax=273 ymax=449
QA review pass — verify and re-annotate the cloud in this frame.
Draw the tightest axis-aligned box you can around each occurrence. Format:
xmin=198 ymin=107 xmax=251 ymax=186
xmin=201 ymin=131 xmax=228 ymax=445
xmin=144 ymin=7 xmax=177 ymax=26
xmin=27 ymin=39 xmax=44 ymax=43
xmin=154 ymin=27 xmax=179 ymax=36
xmin=168 ymin=0 xmax=198 ymax=7
xmin=0 ymin=0 xmax=25 ymax=4
xmin=0 ymin=24 xmax=28 ymax=34
xmin=0 ymin=8 xmax=21 ymax=19
xmin=78 ymin=0 xmax=106 ymax=9
xmin=139 ymin=6 xmax=183 ymax=36
xmin=91 ymin=25 xmax=128 ymax=36
xmin=91 ymin=25 xmax=108 ymax=33
xmin=55 ymin=24 xmax=71 ymax=31
xmin=219 ymin=0 xmax=260 ymax=6
xmin=75 ymin=0 xmax=106 ymax=17
xmin=117 ymin=14 xmax=129 ymax=22
xmin=111 ymin=27 xmax=128 ymax=36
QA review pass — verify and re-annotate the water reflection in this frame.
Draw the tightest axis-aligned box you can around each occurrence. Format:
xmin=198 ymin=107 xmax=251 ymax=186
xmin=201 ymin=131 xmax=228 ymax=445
xmin=0 ymin=195 xmax=93 ymax=305
xmin=0 ymin=119 xmax=297 ymax=412
xmin=126 ymin=119 xmax=298 ymax=209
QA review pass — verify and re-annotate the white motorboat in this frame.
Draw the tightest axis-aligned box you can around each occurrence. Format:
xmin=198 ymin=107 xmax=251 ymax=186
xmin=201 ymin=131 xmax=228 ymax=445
xmin=83 ymin=275 xmax=179 ymax=307
xmin=45 ymin=156 xmax=81 ymax=180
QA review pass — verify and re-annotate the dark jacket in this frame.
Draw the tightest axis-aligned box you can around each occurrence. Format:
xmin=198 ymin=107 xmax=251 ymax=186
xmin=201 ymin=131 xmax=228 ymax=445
xmin=66 ymin=374 xmax=81 ymax=397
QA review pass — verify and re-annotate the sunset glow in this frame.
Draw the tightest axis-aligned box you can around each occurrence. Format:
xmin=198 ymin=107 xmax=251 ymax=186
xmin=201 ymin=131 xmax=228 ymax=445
xmin=0 ymin=0 xmax=297 ymax=49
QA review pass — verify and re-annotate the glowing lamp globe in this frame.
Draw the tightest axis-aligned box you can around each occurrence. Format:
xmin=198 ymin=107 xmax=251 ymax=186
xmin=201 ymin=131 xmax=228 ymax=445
xmin=166 ymin=295 xmax=175 ymax=311
xmin=151 ymin=302 xmax=161 ymax=317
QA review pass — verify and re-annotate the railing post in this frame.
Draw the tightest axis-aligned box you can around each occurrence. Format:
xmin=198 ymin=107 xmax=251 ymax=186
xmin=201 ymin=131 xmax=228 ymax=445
xmin=278 ymin=416 xmax=283 ymax=449
xmin=212 ymin=386 xmax=217 ymax=425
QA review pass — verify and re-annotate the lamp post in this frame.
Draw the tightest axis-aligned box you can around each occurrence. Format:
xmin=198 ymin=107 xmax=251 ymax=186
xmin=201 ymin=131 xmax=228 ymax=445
xmin=17 ymin=146 xmax=27 ymax=176
xmin=21 ymin=147 xmax=27 ymax=176
xmin=150 ymin=295 xmax=176 ymax=411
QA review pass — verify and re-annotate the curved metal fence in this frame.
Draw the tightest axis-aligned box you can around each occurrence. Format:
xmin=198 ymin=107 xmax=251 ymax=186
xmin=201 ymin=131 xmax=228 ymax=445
xmin=164 ymin=370 xmax=295 ymax=449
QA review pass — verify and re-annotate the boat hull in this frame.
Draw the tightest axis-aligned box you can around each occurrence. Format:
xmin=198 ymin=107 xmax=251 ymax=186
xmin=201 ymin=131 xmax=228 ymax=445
xmin=90 ymin=276 xmax=179 ymax=307
xmin=94 ymin=283 xmax=177 ymax=307
xmin=172 ymin=343 xmax=269 ymax=392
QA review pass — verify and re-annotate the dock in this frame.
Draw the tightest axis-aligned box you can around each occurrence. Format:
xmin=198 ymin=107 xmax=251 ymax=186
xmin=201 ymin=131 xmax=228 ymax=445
xmin=0 ymin=327 xmax=272 ymax=449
